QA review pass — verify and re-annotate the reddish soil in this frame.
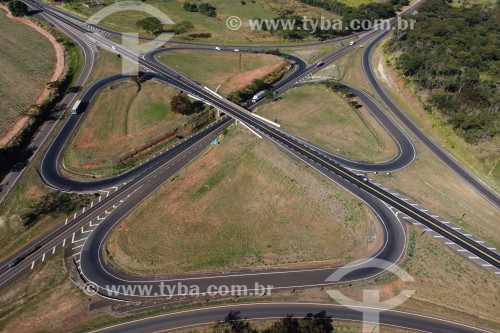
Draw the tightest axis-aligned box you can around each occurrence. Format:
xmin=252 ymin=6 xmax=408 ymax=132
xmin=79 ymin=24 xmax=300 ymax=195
xmin=224 ymin=61 xmax=285 ymax=92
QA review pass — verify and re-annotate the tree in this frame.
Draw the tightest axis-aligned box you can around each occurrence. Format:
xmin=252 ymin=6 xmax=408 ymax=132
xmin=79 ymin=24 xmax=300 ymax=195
xmin=212 ymin=311 xmax=256 ymax=333
xmin=170 ymin=93 xmax=193 ymax=115
xmin=265 ymin=89 xmax=274 ymax=100
xmin=171 ymin=20 xmax=194 ymax=34
xmin=198 ymin=3 xmax=216 ymax=17
xmin=183 ymin=2 xmax=198 ymax=12
xmin=136 ymin=17 xmax=163 ymax=35
xmin=9 ymin=0 xmax=28 ymax=17
xmin=263 ymin=311 xmax=333 ymax=333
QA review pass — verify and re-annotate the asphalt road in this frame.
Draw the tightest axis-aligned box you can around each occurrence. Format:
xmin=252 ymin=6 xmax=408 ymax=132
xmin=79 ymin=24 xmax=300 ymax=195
xmin=0 ymin=1 xmax=499 ymax=332
xmin=362 ymin=30 xmax=500 ymax=208
xmin=40 ymin=45 xmax=415 ymax=193
xmin=2 ymin=0 xmax=498 ymax=291
xmin=92 ymin=303 xmax=493 ymax=333
xmin=0 ymin=5 xmax=96 ymax=204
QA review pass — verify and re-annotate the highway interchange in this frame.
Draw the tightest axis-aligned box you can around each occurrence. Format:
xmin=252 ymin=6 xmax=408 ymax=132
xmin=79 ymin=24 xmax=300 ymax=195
xmin=0 ymin=0 xmax=499 ymax=331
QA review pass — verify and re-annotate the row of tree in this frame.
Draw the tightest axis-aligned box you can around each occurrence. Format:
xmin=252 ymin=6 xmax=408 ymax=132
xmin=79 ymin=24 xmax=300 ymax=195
xmin=211 ymin=310 xmax=333 ymax=333
xmin=260 ymin=0 xmax=402 ymax=41
xmin=387 ymin=0 xmax=499 ymax=143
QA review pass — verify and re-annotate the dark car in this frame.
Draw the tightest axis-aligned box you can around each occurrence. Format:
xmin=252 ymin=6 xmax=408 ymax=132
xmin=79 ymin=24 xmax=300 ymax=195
xmin=8 ymin=256 xmax=24 ymax=268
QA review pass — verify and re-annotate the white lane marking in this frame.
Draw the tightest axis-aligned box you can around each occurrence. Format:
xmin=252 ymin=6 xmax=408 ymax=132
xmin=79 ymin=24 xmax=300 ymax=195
xmin=31 ymin=261 xmax=35 ymax=270
xmin=82 ymin=207 xmax=85 ymax=214
xmin=73 ymin=212 xmax=77 ymax=219
xmin=457 ymin=249 xmax=467 ymax=252
xmin=65 ymin=218 xmax=68 ymax=225
xmin=469 ymin=256 xmax=479 ymax=259
xmin=52 ymin=246 xmax=56 ymax=254
xmin=434 ymin=235 xmax=444 ymax=238
xmin=42 ymin=253 xmax=46 ymax=262
xmin=72 ymin=244 xmax=84 ymax=250
xmin=62 ymin=238 xmax=66 ymax=247
xmin=73 ymin=237 xmax=87 ymax=243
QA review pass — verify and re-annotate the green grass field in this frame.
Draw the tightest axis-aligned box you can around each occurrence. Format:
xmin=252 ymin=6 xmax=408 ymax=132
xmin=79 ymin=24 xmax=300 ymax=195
xmin=258 ymin=85 xmax=397 ymax=162
xmin=0 ymin=10 xmax=55 ymax=139
xmin=157 ymin=50 xmax=286 ymax=95
xmin=64 ymin=79 xmax=211 ymax=178
xmin=106 ymin=126 xmax=378 ymax=276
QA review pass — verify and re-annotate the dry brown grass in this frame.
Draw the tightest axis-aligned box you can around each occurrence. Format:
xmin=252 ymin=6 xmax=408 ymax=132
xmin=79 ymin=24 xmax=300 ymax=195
xmin=106 ymin=126 xmax=380 ymax=276
xmin=257 ymin=84 xmax=397 ymax=163
xmin=330 ymin=226 xmax=500 ymax=331
xmin=64 ymin=80 xmax=211 ymax=178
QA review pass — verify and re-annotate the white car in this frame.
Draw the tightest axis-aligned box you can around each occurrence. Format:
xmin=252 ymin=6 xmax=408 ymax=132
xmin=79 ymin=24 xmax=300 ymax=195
xmin=234 ymin=49 xmax=240 ymax=52
xmin=215 ymin=46 xmax=221 ymax=50
xmin=349 ymin=41 xmax=356 ymax=46
xmin=111 ymin=46 xmax=116 ymax=50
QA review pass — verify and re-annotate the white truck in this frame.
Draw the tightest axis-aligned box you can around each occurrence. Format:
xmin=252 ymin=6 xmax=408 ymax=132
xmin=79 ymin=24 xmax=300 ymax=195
xmin=251 ymin=90 xmax=266 ymax=103
xmin=71 ymin=99 xmax=82 ymax=114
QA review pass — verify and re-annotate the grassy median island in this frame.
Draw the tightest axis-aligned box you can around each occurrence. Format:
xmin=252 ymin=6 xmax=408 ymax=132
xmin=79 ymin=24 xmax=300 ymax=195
xmin=106 ymin=126 xmax=379 ymax=276
xmin=258 ymin=85 xmax=398 ymax=163
xmin=157 ymin=50 xmax=287 ymax=96
xmin=63 ymin=79 xmax=213 ymax=178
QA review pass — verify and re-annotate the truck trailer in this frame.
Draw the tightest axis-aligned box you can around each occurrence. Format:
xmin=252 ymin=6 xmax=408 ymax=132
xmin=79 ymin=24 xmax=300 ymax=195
xmin=251 ymin=90 xmax=266 ymax=103
xmin=71 ymin=99 xmax=82 ymax=114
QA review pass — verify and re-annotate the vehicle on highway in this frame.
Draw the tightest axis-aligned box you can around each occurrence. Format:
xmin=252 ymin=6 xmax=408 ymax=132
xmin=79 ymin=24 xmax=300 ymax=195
xmin=251 ymin=90 xmax=266 ymax=103
xmin=8 ymin=256 xmax=24 ymax=268
xmin=349 ymin=41 xmax=356 ymax=46
xmin=215 ymin=46 xmax=221 ymax=50
xmin=111 ymin=46 xmax=116 ymax=50
xmin=358 ymin=175 xmax=369 ymax=182
xmin=234 ymin=49 xmax=239 ymax=52
xmin=316 ymin=61 xmax=325 ymax=67
xmin=71 ymin=99 xmax=82 ymax=115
